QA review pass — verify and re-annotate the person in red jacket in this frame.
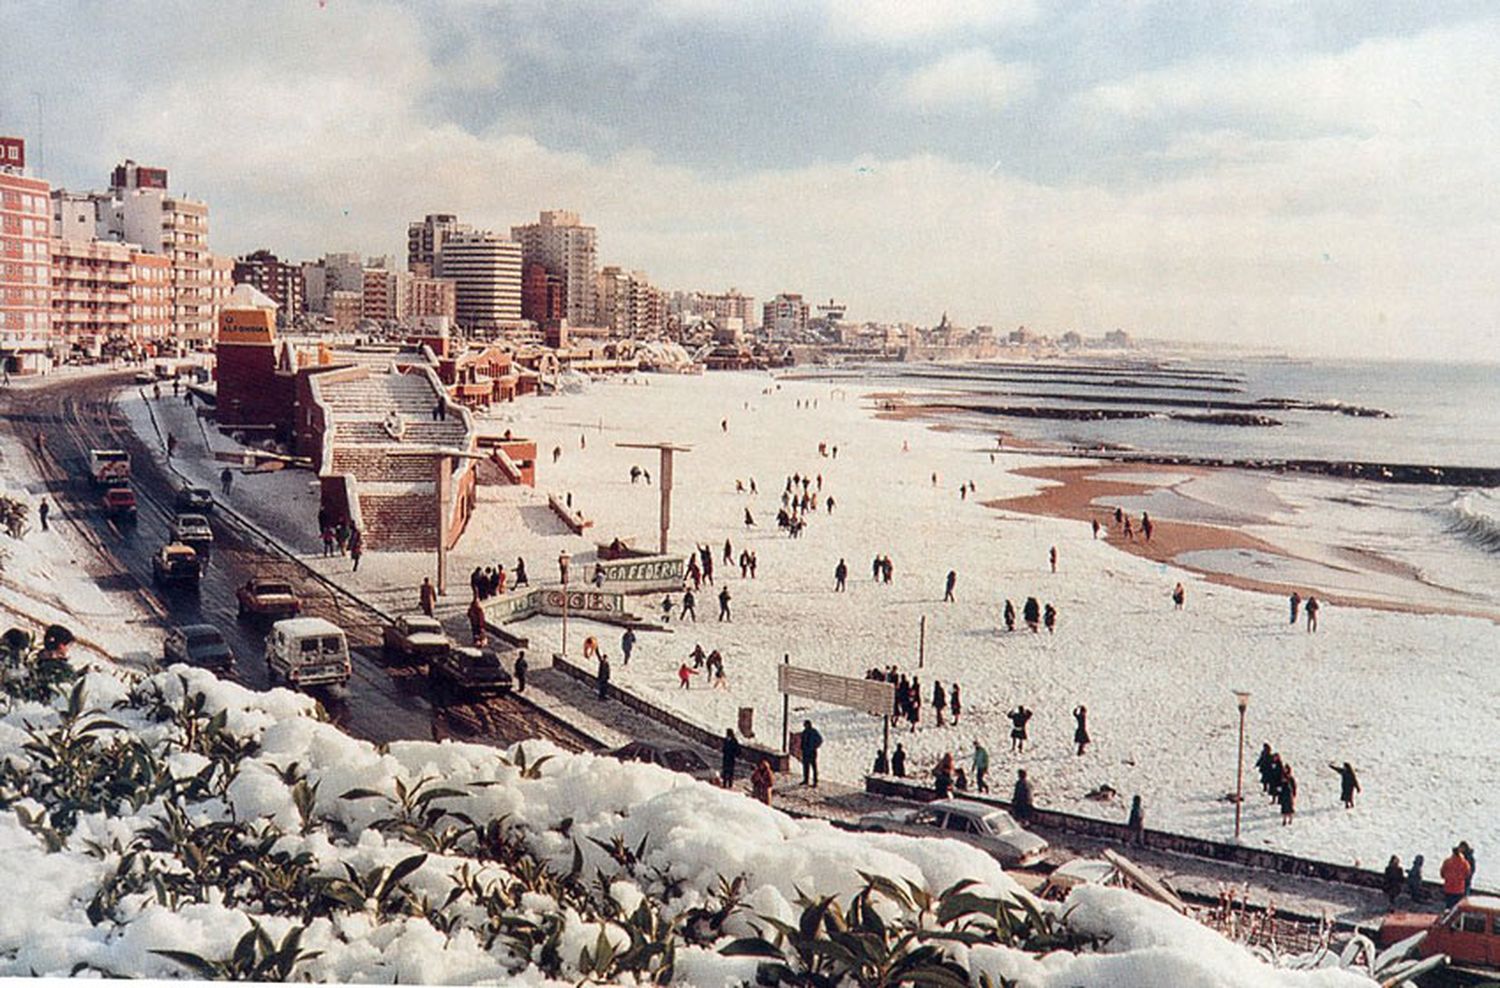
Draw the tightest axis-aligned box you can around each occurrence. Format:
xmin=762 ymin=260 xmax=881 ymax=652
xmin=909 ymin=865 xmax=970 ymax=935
xmin=1441 ymin=846 xmax=1473 ymax=908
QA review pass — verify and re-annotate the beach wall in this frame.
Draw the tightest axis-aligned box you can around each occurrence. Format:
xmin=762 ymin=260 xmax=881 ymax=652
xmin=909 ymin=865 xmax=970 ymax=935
xmin=553 ymin=653 xmax=789 ymax=771
xmin=865 ymin=775 xmax=1474 ymax=900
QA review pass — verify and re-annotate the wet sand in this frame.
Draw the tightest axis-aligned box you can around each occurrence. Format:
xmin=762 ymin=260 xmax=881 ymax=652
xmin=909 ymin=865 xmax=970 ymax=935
xmin=987 ymin=462 xmax=1497 ymax=623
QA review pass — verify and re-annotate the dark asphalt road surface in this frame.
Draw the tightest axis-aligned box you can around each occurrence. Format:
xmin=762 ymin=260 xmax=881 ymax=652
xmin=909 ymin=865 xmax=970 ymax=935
xmin=3 ymin=371 xmax=593 ymax=752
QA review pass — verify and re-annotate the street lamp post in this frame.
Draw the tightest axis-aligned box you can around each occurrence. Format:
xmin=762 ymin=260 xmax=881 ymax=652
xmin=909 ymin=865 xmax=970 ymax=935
xmin=559 ymin=550 xmax=571 ymax=658
xmin=1233 ymin=690 xmax=1251 ymax=842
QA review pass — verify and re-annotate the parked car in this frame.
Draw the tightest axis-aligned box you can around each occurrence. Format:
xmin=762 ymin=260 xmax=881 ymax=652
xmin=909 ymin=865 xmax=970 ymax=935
xmin=1379 ymin=896 xmax=1500 ymax=971
xmin=174 ymin=484 xmax=214 ymax=513
xmin=428 ymin=645 xmax=514 ymax=697
xmin=152 ymin=543 xmax=202 ymax=586
xmin=102 ymin=486 xmax=138 ymax=522
xmin=163 ymin=623 xmax=233 ymax=673
xmin=171 ymin=512 xmax=213 ymax=546
xmin=381 ymin=614 xmax=451 ymax=660
xmin=857 ymin=798 xmax=1049 ymax=868
xmin=236 ymin=578 xmax=300 ymax=619
xmin=265 ymin=617 xmax=351 ymax=689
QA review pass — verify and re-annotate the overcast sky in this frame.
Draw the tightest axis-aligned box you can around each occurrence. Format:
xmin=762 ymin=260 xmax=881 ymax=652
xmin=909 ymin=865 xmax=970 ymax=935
xmin=4 ymin=1 xmax=1499 ymax=360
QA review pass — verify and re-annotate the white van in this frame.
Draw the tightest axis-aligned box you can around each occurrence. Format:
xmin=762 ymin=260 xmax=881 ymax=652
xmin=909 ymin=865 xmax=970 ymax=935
xmin=265 ymin=617 xmax=351 ymax=688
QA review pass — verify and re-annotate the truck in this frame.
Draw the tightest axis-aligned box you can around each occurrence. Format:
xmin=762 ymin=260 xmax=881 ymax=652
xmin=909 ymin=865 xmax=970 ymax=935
xmin=89 ymin=449 xmax=131 ymax=487
xmin=1379 ymin=895 xmax=1500 ymax=973
xmin=265 ymin=617 xmax=351 ymax=689
xmin=102 ymin=486 xmax=138 ymax=523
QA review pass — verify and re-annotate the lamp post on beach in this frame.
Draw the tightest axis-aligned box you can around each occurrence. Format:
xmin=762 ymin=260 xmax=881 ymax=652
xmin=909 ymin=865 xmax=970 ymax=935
xmin=559 ymin=550 xmax=571 ymax=658
xmin=1233 ymin=690 xmax=1251 ymax=842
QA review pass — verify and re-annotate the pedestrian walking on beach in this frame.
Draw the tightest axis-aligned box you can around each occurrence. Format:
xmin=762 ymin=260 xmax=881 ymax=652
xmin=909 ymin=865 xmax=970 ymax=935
xmin=1384 ymin=856 xmax=1405 ymax=907
xmin=933 ymin=680 xmax=947 ymax=727
xmin=678 ymin=662 xmax=697 ymax=689
xmin=834 ymin=558 xmax=848 ymax=592
xmin=467 ymin=595 xmax=486 ymax=644
xmin=1123 ymin=517 xmax=1134 ymax=540
xmin=721 ymin=729 xmax=740 ymax=787
xmin=514 ymin=557 xmax=528 ymax=587
xmin=1023 ymin=597 xmax=1040 ymax=632
xmin=1114 ymin=506 xmax=1123 ymax=526
xmin=1049 ymin=546 xmax=1057 ymax=573
xmin=1330 ymin=761 xmax=1360 ymax=808
xmin=621 ymin=628 xmax=637 ymax=665
xmin=743 ymin=507 xmax=754 ymax=527
xmin=661 ymin=595 xmax=674 ymax=623
xmin=892 ymin=743 xmax=907 ymax=778
xmin=348 ymin=528 xmax=363 ymax=571
xmin=972 ymin=740 xmax=990 ymax=793
xmin=1043 ymin=603 xmax=1057 ymax=634
xmin=1172 ymin=582 xmax=1186 ymax=609
xmin=419 ymin=577 xmax=437 ymax=618
xmin=1305 ymin=595 xmax=1320 ymax=632
xmin=320 ymin=526 xmax=335 ymax=557
xmin=1442 ymin=847 xmax=1473 ymax=908
xmin=1073 ymin=705 xmax=1090 ymax=756
xmin=944 ymin=570 xmax=956 ymax=602
xmin=1003 ymin=599 xmax=1016 ymax=632
xmin=718 ymin=586 xmax=732 ymax=621
xmin=1256 ymin=743 xmax=1276 ymax=796
xmin=950 ymin=683 xmax=962 ymax=725
xmin=1092 ymin=518 xmax=1100 ymax=539
xmin=335 ymin=522 xmax=349 ymax=555
xmin=1407 ymin=856 xmax=1427 ymax=902
xmin=1012 ymin=769 xmax=1035 ymax=819
xmin=751 ymin=758 xmax=774 ymax=805
xmin=800 ymin=719 xmax=823 ymax=786
xmin=1009 ymin=705 xmax=1032 ymax=753
xmin=513 ymin=652 xmax=528 ymax=693
xmin=597 ymin=654 xmax=611 ymax=700
xmin=1142 ymin=512 xmax=1153 ymax=541
xmin=1289 ymin=592 xmax=1301 ymax=625
xmin=37 ymin=499 xmax=49 ymax=532
xmin=1278 ymin=766 xmax=1297 ymax=825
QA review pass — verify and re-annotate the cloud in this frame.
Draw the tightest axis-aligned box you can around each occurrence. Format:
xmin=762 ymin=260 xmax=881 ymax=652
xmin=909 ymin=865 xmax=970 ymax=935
xmin=823 ymin=0 xmax=1040 ymax=44
xmin=897 ymin=49 xmax=1037 ymax=112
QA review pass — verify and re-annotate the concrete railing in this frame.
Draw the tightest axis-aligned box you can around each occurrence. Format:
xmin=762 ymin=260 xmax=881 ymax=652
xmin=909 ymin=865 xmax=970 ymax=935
xmin=548 ymin=493 xmax=592 ymax=533
xmin=864 ymin=775 xmax=1477 ymax=899
xmin=552 ymin=653 xmax=789 ymax=772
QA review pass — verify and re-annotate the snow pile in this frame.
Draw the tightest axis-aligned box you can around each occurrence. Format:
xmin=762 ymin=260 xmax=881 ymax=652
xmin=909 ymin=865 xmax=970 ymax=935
xmin=0 ymin=656 xmax=1374 ymax=984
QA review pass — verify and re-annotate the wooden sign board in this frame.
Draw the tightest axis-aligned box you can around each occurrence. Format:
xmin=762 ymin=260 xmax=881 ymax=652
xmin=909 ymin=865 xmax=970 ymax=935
xmin=778 ymin=664 xmax=893 ymax=717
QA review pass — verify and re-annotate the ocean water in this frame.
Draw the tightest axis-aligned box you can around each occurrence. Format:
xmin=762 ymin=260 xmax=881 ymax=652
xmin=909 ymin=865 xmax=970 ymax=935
xmin=841 ymin=357 xmax=1500 ymax=614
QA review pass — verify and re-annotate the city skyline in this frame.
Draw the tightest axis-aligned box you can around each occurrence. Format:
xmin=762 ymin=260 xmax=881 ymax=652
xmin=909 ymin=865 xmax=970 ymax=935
xmin=6 ymin=1 xmax=1500 ymax=360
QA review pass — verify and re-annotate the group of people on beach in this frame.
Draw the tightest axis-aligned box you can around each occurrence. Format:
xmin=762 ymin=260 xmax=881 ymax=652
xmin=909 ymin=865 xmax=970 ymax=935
xmin=864 ymin=666 xmax=965 ymax=730
xmin=682 ymin=642 xmax=730 ymax=690
xmin=1384 ymin=842 xmax=1477 ymax=909
xmin=469 ymin=558 xmax=528 ymax=601
xmin=1002 ymin=596 xmax=1058 ymax=634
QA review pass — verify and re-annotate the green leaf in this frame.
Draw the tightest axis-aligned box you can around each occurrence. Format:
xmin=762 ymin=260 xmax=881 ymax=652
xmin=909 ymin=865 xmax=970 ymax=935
xmin=151 ymin=950 xmax=219 ymax=978
xmin=338 ymin=787 xmax=386 ymax=801
xmin=719 ymin=937 xmax=784 ymax=959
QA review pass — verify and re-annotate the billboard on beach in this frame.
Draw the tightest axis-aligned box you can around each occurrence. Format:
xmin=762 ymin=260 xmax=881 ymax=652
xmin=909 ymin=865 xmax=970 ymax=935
xmin=778 ymin=664 xmax=893 ymax=717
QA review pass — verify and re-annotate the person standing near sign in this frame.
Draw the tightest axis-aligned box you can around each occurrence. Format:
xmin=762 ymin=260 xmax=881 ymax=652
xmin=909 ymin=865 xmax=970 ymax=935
xmin=721 ymin=729 xmax=741 ymax=788
xmin=800 ymin=719 xmax=823 ymax=787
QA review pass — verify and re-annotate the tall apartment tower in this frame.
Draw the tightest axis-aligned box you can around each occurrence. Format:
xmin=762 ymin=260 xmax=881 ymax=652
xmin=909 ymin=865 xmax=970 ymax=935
xmin=510 ymin=210 xmax=597 ymax=326
xmin=435 ymin=232 xmax=522 ymax=330
xmin=96 ymin=160 xmax=215 ymax=345
xmin=407 ymin=213 xmax=471 ymax=276
xmin=0 ymin=137 xmax=53 ymax=373
xmin=232 ymin=249 xmax=305 ymax=317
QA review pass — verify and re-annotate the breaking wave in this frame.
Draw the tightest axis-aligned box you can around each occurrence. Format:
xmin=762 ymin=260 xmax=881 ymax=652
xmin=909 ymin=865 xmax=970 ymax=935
xmin=1446 ymin=490 xmax=1500 ymax=552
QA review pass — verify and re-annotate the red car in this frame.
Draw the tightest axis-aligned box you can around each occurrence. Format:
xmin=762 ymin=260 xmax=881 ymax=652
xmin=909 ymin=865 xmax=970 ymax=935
xmin=1379 ymin=896 xmax=1500 ymax=971
xmin=102 ymin=486 xmax=138 ymax=522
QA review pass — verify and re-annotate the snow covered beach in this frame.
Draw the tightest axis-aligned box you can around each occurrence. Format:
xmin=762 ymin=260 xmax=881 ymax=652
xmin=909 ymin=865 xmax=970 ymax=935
xmin=451 ymin=369 xmax=1500 ymax=876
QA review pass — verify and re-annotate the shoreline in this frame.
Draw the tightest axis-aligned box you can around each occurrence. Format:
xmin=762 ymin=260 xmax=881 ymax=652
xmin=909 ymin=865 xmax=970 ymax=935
xmin=986 ymin=462 xmax=1499 ymax=624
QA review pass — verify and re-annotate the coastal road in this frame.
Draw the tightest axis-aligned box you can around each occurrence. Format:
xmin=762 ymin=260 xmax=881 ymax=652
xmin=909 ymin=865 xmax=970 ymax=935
xmin=2 ymin=370 xmax=595 ymax=752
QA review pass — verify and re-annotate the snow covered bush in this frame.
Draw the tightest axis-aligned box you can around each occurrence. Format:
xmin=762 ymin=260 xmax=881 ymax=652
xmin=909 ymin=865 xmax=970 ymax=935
xmin=0 ymin=650 xmax=1377 ymax=984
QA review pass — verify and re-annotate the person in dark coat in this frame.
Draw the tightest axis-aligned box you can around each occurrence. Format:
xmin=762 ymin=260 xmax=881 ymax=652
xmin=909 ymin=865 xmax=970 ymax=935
xmin=1043 ymin=603 xmax=1057 ymax=634
xmin=1305 ymin=595 xmax=1320 ymax=632
xmin=419 ymin=577 xmax=437 ymax=617
xmin=1073 ymin=705 xmax=1090 ymax=756
xmin=933 ymin=681 xmax=947 ymax=726
xmin=891 ymin=743 xmax=907 ymax=778
xmin=513 ymin=557 xmax=528 ymax=587
xmin=1407 ymin=855 xmax=1427 ymax=902
xmin=834 ymin=558 xmax=848 ymax=591
xmin=944 ymin=570 xmax=956 ymax=602
xmin=1383 ymin=856 xmax=1405 ymax=907
xmin=513 ymin=652 xmax=528 ymax=693
xmin=718 ymin=586 xmax=732 ymax=621
xmin=1289 ymin=592 xmax=1301 ymax=625
xmin=1023 ymin=597 xmax=1041 ymax=632
xmin=1009 ymin=705 xmax=1032 ymax=753
xmin=800 ymin=719 xmax=823 ymax=786
xmin=1459 ymin=841 xmax=1476 ymax=895
xmin=1003 ymin=599 xmax=1016 ymax=632
xmin=1278 ymin=766 xmax=1297 ymax=824
xmin=621 ymin=628 xmax=637 ymax=664
xmin=949 ymin=684 xmax=962 ymax=725
xmin=1329 ymin=761 xmax=1360 ymax=809
xmin=872 ymin=747 xmax=889 ymax=775
xmin=721 ymin=729 xmax=741 ymax=787
xmin=596 ymin=654 xmax=611 ymax=700
xmin=1011 ymin=769 xmax=1034 ymax=819
xmin=1255 ymin=743 xmax=1276 ymax=795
